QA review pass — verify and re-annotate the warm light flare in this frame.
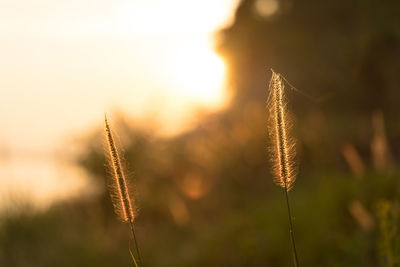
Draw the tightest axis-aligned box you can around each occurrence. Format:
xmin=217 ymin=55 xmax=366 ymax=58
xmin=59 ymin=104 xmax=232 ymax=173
xmin=0 ymin=0 xmax=240 ymax=208
xmin=165 ymin=43 xmax=227 ymax=107
xmin=114 ymin=0 xmax=238 ymax=36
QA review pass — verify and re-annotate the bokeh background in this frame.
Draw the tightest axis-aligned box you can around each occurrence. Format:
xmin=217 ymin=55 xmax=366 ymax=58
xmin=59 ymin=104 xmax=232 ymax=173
xmin=1 ymin=0 xmax=400 ymax=266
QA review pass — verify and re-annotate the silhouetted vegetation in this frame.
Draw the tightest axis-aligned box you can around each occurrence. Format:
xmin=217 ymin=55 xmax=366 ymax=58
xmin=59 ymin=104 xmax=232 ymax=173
xmin=1 ymin=0 xmax=400 ymax=266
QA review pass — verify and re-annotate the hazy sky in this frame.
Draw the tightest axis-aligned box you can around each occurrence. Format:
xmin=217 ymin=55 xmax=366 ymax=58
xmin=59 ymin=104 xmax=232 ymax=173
xmin=0 ymin=0 xmax=240 ymax=150
xmin=0 ymin=0 xmax=240 ymax=208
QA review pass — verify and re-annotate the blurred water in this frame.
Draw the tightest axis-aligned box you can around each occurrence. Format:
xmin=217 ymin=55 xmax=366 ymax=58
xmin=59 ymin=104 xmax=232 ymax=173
xmin=0 ymin=151 xmax=93 ymax=210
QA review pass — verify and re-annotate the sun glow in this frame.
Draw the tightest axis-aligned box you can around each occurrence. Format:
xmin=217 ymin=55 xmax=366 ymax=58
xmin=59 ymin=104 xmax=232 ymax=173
xmin=112 ymin=0 xmax=233 ymax=110
xmin=0 ymin=0 xmax=240 ymax=207
xmin=165 ymin=43 xmax=227 ymax=107
xmin=114 ymin=0 xmax=238 ymax=37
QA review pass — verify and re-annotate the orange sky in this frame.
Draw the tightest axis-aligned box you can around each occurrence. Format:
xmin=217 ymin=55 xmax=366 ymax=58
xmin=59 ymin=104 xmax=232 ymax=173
xmin=0 ymin=0 xmax=240 ymax=209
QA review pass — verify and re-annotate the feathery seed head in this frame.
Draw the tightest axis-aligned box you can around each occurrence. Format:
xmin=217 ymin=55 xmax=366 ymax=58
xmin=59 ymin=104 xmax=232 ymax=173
xmin=268 ymin=70 xmax=297 ymax=191
xmin=104 ymin=115 xmax=135 ymax=222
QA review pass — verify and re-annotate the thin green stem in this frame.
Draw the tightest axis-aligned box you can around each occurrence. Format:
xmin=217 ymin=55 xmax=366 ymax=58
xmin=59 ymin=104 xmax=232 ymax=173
xmin=129 ymin=221 xmax=143 ymax=266
xmin=284 ymin=184 xmax=299 ymax=267
xmin=129 ymin=246 xmax=139 ymax=267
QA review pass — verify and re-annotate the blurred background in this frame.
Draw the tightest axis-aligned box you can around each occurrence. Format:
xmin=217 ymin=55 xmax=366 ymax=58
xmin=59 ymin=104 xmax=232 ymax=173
xmin=1 ymin=0 xmax=400 ymax=266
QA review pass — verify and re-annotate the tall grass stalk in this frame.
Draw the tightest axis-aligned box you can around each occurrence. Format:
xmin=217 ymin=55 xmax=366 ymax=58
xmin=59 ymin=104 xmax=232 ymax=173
xmin=104 ymin=114 xmax=142 ymax=266
xmin=268 ymin=70 xmax=299 ymax=267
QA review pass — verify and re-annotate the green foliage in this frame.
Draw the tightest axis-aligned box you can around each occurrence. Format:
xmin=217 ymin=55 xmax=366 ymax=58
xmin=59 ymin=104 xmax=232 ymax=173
xmin=375 ymin=200 xmax=400 ymax=267
xmin=1 ymin=149 xmax=399 ymax=266
xmin=2 ymin=0 xmax=400 ymax=266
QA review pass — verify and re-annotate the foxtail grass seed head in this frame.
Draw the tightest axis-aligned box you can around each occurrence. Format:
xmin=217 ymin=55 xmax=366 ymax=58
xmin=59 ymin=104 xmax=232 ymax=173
xmin=268 ymin=70 xmax=300 ymax=267
xmin=104 ymin=114 xmax=135 ymax=222
xmin=268 ymin=70 xmax=297 ymax=191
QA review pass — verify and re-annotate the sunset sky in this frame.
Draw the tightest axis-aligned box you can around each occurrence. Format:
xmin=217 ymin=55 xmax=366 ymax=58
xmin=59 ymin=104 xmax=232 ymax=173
xmin=0 ymin=0 xmax=241 ymax=208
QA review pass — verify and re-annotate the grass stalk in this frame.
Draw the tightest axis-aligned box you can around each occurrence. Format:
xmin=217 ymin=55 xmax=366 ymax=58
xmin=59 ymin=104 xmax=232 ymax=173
xmin=268 ymin=70 xmax=300 ymax=266
xmin=104 ymin=114 xmax=142 ymax=266
xmin=129 ymin=221 xmax=143 ymax=266
xmin=284 ymin=183 xmax=299 ymax=267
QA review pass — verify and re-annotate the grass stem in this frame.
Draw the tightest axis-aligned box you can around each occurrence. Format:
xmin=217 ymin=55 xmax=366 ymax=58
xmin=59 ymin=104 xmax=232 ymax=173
xmin=129 ymin=221 xmax=143 ymax=266
xmin=284 ymin=184 xmax=299 ymax=267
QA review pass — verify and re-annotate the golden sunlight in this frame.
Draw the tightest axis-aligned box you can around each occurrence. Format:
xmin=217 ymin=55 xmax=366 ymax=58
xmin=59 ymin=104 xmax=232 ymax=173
xmin=114 ymin=0 xmax=238 ymax=36
xmin=0 ymin=0 xmax=240 ymax=208
xmin=166 ymin=43 xmax=226 ymax=107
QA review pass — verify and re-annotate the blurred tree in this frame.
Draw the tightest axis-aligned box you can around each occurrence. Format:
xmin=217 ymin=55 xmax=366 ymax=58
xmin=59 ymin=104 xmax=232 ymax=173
xmin=1 ymin=1 xmax=400 ymax=266
xmin=217 ymin=0 xmax=400 ymax=163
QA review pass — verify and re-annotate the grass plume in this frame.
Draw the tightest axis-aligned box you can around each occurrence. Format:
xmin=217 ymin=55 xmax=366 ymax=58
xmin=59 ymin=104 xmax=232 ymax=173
xmin=104 ymin=114 xmax=135 ymax=223
xmin=268 ymin=70 xmax=297 ymax=191
xmin=268 ymin=70 xmax=299 ymax=266
xmin=104 ymin=114 xmax=142 ymax=266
